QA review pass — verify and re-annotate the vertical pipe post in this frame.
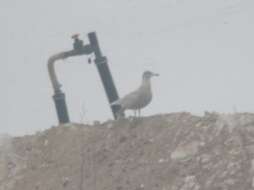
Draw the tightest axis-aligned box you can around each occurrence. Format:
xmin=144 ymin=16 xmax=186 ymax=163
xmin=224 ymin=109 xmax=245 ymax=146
xmin=88 ymin=32 xmax=122 ymax=119
xmin=53 ymin=91 xmax=70 ymax=124
xmin=48 ymin=52 xmax=70 ymax=124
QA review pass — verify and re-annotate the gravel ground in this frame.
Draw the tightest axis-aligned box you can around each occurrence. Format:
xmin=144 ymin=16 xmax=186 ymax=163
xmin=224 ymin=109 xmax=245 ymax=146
xmin=1 ymin=112 xmax=254 ymax=190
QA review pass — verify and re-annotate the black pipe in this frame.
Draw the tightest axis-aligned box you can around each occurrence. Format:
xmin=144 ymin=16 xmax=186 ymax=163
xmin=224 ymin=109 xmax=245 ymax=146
xmin=48 ymin=32 xmax=123 ymax=123
xmin=88 ymin=32 xmax=122 ymax=119
xmin=47 ymin=41 xmax=92 ymax=125
xmin=53 ymin=91 xmax=70 ymax=124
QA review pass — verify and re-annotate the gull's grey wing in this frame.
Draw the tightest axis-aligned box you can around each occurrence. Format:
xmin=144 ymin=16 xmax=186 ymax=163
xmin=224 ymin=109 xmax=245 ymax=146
xmin=115 ymin=90 xmax=141 ymax=110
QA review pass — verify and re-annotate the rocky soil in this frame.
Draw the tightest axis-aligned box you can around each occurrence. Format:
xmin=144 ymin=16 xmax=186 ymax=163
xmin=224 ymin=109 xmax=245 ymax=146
xmin=1 ymin=112 xmax=254 ymax=190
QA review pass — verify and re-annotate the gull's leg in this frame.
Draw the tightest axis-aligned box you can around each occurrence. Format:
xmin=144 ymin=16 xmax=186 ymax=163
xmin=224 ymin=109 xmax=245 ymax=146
xmin=138 ymin=109 xmax=141 ymax=117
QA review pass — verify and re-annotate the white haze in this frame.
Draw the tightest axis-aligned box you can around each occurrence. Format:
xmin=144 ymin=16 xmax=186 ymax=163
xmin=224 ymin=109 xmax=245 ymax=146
xmin=1 ymin=0 xmax=254 ymax=135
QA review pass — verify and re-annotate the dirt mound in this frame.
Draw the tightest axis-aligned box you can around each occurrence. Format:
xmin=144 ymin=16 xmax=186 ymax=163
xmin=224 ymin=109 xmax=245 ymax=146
xmin=1 ymin=112 xmax=254 ymax=190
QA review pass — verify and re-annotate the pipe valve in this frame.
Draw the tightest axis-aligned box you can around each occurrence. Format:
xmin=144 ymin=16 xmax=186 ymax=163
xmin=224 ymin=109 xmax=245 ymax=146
xmin=71 ymin=34 xmax=84 ymax=51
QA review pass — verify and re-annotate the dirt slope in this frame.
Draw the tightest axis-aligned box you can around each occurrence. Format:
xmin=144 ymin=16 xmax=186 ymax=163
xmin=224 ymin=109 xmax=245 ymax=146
xmin=1 ymin=112 xmax=254 ymax=190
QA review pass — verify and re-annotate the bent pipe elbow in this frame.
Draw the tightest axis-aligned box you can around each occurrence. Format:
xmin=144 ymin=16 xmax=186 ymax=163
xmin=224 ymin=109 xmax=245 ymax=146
xmin=47 ymin=52 xmax=67 ymax=93
xmin=47 ymin=47 xmax=93 ymax=93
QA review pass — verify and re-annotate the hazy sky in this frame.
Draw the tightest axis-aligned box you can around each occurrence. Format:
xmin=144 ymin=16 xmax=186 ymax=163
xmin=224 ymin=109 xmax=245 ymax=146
xmin=2 ymin=0 xmax=254 ymax=135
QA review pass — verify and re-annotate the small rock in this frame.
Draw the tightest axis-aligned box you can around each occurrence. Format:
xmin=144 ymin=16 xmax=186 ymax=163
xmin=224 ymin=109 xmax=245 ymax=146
xmin=171 ymin=141 xmax=200 ymax=160
xmin=158 ymin=158 xmax=167 ymax=163
xmin=62 ymin=177 xmax=70 ymax=187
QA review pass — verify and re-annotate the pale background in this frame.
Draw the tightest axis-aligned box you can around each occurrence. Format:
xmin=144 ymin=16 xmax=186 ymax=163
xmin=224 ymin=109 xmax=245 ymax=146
xmin=1 ymin=0 xmax=254 ymax=135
